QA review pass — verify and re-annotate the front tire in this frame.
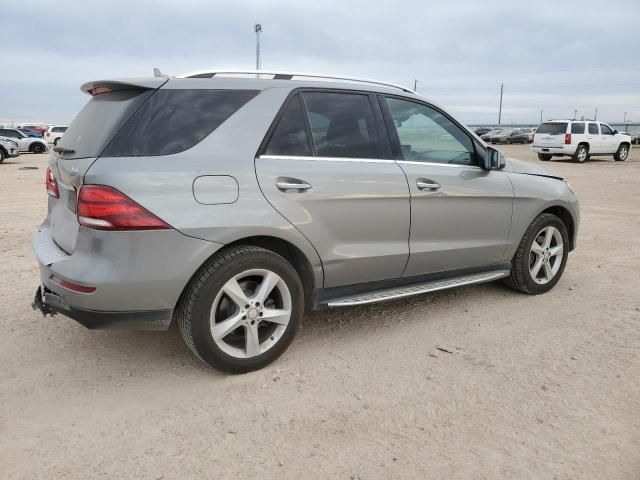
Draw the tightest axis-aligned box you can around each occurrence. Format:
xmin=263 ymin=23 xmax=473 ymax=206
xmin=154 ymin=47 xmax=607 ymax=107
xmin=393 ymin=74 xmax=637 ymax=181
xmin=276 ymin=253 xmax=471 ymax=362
xmin=30 ymin=143 xmax=45 ymax=154
xmin=177 ymin=246 xmax=304 ymax=373
xmin=538 ymin=153 xmax=552 ymax=161
xmin=614 ymin=144 xmax=629 ymax=161
xmin=504 ymin=213 xmax=569 ymax=295
xmin=573 ymin=144 xmax=588 ymax=163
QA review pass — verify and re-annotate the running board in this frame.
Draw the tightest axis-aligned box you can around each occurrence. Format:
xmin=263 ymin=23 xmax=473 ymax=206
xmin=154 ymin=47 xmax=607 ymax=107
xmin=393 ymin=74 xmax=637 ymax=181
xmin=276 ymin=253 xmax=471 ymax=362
xmin=326 ymin=270 xmax=510 ymax=307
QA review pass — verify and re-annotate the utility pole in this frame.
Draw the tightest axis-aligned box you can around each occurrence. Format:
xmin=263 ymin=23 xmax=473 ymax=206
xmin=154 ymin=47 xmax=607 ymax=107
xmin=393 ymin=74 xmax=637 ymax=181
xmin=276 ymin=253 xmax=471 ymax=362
xmin=498 ymin=83 xmax=503 ymax=125
xmin=573 ymin=109 xmax=577 ymax=120
xmin=540 ymin=110 xmax=543 ymax=123
xmin=594 ymin=108 xmax=598 ymax=121
xmin=413 ymin=79 xmax=418 ymax=91
xmin=624 ymin=111 xmax=627 ymax=125
xmin=254 ymin=23 xmax=262 ymax=70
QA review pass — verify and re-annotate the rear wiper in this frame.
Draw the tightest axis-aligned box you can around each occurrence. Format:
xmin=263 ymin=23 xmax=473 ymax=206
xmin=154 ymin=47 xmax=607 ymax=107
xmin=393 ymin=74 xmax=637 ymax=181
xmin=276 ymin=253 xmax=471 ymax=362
xmin=52 ymin=146 xmax=75 ymax=154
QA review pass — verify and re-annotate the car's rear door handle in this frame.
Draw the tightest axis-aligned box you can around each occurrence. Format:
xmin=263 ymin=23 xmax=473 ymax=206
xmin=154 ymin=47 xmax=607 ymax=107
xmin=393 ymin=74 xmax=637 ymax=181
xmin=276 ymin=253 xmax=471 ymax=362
xmin=276 ymin=179 xmax=312 ymax=191
xmin=416 ymin=179 xmax=441 ymax=191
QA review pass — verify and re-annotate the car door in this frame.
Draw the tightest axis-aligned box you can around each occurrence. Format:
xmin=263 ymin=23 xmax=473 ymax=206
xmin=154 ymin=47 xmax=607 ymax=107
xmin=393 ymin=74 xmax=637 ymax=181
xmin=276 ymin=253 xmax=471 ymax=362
xmin=255 ymin=91 xmax=410 ymax=288
xmin=599 ymin=123 xmax=617 ymax=153
xmin=586 ymin=122 xmax=601 ymax=153
xmin=380 ymin=95 xmax=514 ymax=277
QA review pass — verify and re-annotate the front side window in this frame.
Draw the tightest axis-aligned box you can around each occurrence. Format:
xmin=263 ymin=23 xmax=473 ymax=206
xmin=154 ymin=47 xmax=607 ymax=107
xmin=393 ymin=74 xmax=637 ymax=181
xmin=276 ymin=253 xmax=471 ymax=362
xmin=302 ymin=92 xmax=381 ymax=159
xmin=384 ymin=97 xmax=476 ymax=166
xmin=600 ymin=124 xmax=613 ymax=135
xmin=571 ymin=122 xmax=585 ymax=134
xmin=588 ymin=123 xmax=599 ymax=134
xmin=264 ymin=94 xmax=312 ymax=156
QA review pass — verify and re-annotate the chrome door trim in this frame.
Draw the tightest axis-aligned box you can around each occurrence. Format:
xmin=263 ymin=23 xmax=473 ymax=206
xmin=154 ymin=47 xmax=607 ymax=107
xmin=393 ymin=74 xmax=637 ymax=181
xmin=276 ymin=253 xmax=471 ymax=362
xmin=396 ymin=160 xmax=483 ymax=170
xmin=258 ymin=154 xmax=396 ymax=164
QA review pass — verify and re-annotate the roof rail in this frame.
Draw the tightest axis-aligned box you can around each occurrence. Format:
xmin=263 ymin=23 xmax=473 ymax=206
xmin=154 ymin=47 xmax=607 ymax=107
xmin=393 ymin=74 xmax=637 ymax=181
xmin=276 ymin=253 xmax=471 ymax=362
xmin=175 ymin=69 xmax=417 ymax=94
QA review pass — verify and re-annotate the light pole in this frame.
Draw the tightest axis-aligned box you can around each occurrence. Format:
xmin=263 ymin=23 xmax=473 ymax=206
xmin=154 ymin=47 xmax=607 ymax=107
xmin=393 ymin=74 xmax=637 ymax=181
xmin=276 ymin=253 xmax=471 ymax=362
xmin=540 ymin=110 xmax=543 ymax=123
xmin=573 ymin=109 xmax=577 ymax=120
xmin=498 ymin=83 xmax=504 ymax=125
xmin=594 ymin=108 xmax=598 ymax=121
xmin=624 ymin=111 xmax=627 ymax=125
xmin=254 ymin=23 xmax=262 ymax=70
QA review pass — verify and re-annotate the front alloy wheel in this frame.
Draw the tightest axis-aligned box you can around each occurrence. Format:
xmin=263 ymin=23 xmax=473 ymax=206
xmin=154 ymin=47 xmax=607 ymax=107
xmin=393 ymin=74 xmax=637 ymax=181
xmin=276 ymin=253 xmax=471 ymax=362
xmin=614 ymin=144 xmax=629 ymax=161
xmin=528 ymin=226 xmax=563 ymax=285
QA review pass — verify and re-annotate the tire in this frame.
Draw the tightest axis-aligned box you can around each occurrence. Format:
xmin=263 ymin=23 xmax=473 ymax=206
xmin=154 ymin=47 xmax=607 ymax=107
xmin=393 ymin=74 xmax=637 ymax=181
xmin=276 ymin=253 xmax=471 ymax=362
xmin=0 ymin=148 xmax=5 ymax=163
xmin=614 ymin=143 xmax=629 ymax=162
xmin=177 ymin=245 xmax=304 ymax=373
xmin=54 ymin=138 xmax=60 ymax=146
xmin=30 ymin=143 xmax=45 ymax=154
xmin=503 ymin=213 xmax=569 ymax=295
xmin=506 ymin=139 xmax=511 ymax=144
xmin=537 ymin=153 xmax=552 ymax=161
xmin=573 ymin=144 xmax=588 ymax=163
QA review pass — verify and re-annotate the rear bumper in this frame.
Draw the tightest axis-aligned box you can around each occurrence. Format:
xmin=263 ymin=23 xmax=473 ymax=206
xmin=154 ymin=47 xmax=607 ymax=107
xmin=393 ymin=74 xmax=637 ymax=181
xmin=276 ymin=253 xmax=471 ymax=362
xmin=531 ymin=145 xmax=573 ymax=155
xmin=33 ymin=286 xmax=172 ymax=330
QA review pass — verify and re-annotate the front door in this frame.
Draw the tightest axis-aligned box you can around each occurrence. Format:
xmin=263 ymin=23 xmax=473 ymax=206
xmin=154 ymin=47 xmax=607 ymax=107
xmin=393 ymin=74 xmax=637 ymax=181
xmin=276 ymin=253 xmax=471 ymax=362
xmin=587 ymin=122 xmax=602 ymax=153
xmin=256 ymin=91 xmax=410 ymax=288
xmin=380 ymin=96 xmax=514 ymax=277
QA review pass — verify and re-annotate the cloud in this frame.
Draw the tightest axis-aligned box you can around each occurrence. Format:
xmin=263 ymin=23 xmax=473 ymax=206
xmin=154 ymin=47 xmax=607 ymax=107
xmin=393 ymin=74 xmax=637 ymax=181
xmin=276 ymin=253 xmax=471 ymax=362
xmin=2 ymin=0 xmax=639 ymax=124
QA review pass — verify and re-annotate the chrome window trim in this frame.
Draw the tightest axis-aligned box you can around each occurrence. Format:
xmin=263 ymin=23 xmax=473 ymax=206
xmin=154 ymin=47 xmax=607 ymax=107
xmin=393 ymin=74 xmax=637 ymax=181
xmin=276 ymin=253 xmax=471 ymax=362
xmin=258 ymin=154 xmax=395 ymax=164
xmin=397 ymin=160 xmax=483 ymax=170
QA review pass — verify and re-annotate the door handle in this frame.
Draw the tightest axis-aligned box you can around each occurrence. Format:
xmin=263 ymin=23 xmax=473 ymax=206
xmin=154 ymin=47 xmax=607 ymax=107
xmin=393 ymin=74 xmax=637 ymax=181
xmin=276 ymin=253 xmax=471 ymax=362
xmin=416 ymin=180 xmax=441 ymax=191
xmin=276 ymin=180 xmax=312 ymax=191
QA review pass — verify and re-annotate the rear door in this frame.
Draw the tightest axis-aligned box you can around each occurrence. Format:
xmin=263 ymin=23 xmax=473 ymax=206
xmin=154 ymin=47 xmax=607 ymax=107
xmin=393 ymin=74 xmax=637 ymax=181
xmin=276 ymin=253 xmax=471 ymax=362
xmin=256 ymin=90 xmax=410 ymax=288
xmin=534 ymin=122 xmax=568 ymax=148
xmin=587 ymin=122 xmax=601 ymax=153
xmin=380 ymin=95 xmax=513 ymax=277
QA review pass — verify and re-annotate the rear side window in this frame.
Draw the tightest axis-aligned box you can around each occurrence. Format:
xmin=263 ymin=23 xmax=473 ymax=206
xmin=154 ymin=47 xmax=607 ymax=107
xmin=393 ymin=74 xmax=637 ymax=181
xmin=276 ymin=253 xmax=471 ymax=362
xmin=588 ymin=123 xmax=599 ymax=134
xmin=52 ymin=127 xmax=67 ymax=133
xmin=536 ymin=122 xmax=567 ymax=135
xmin=264 ymin=94 xmax=312 ymax=156
xmin=103 ymin=89 xmax=258 ymax=157
xmin=302 ymin=92 xmax=381 ymax=159
xmin=571 ymin=123 xmax=585 ymax=134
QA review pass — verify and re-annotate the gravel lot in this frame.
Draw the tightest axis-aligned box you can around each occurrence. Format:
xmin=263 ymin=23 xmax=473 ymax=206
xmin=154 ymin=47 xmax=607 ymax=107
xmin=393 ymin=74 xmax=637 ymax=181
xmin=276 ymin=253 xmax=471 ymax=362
xmin=1 ymin=146 xmax=639 ymax=479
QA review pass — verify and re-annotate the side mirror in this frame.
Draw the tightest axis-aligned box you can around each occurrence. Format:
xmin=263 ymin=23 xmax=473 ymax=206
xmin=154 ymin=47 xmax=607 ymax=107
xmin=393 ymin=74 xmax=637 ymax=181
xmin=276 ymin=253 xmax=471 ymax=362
xmin=613 ymin=130 xmax=618 ymax=135
xmin=484 ymin=146 xmax=506 ymax=170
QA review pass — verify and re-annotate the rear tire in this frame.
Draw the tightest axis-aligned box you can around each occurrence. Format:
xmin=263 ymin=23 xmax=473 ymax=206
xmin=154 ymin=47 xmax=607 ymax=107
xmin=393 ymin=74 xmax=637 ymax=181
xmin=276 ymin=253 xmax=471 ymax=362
xmin=30 ymin=143 xmax=45 ymax=154
xmin=614 ymin=144 xmax=629 ymax=161
xmin=53 ymin=138 xmax=60 ymax=146
xmin=177 ymin=245 xmax=304 ymax=373
xmin=0 ymin=148 xmax=5 ymax=163
xmin=504 ymin=213 xmax=569 ymax=295
xmin=573 ymin=144 xmax=588 ymax=163
xmin=538 ymin=153 xmax=552 ymax=161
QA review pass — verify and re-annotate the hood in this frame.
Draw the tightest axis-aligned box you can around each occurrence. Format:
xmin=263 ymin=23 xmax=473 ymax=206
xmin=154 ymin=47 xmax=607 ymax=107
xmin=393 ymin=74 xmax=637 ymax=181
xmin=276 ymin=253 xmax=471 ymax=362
xmin=505 ymin=158 xmax=564 ymax=180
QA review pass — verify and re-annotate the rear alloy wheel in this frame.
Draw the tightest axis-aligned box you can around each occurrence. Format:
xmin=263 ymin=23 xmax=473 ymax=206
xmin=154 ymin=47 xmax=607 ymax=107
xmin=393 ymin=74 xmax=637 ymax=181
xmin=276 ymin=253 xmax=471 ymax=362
xmin=573 ymin=144 xmax=588 ymax=163
xmin=614 ymin=144 xmax=629 ymax=161
xmin=504 ymin=213 xmax=569 ymax=295
xmin=177 ymin=246 xmax=303 ymax=373
xmin=31 ymin=143 xmax=45 ymax=154
xmin=538 ymin=153 xmax=552 ymax=161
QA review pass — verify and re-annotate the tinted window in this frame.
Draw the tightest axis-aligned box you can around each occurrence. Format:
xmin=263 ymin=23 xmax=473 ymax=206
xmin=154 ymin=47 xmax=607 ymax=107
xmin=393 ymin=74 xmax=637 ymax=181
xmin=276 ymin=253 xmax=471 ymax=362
xmin=59 ymin=89 xmax=154 ymax=159
xmin=385 ymin=97 xmax=477 ymax=166
xmin=600 ymin=124 xmax=613 ymax=135
xmin=302 ymin=92 xmax=380 ymax=159
xmin=588 ymin=123 xmax=599 ymax=134
xmin=104 ymin=89 xmax=258 ymax=157
xmin=536 ymin=122 xmax=568 ymax=135
xmin=0 ymin=129 xmax=20 ymax=138
xmin=52 ymin=127 xmax=67 ymax=133
xmin=264 ymin=95 xmax=312 ymax=156
xmin=571 ymin=122 xmax=585 ymax=134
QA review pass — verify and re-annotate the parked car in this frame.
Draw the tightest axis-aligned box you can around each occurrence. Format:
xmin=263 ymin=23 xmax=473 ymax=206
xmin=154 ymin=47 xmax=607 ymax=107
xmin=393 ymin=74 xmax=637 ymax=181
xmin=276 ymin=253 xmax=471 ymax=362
xmin=20 ymin=124 xmax=47 ymax=135
xmin=531 ymin=120 xmax=631 ymax=162
xmin=490 ymin=129 xmax=529 ymax=144
xmin=19 ymin=128 xmax=43 ymax=138
xmin=481 ymin=128 xmax=505 ymax=141
xmin=0 ymin=128 xmax=48 ymax=153
xmin=45 ymin=125 xmax=67 ymax=146
xmin=631 ymin=132 xmax=640 ymax=145
xmin=0 ymin=137 xmax=20 ymax=162
xmin=474 ymin=127 xmax=493 ymax=136
xmin=32 ymin=71 xmax=580 ymax=373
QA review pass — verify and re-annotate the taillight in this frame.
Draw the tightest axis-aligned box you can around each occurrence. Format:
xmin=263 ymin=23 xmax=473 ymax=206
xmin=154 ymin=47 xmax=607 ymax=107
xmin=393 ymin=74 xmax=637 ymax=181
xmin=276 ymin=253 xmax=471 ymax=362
xmin=45 ymin=132 xmax=50 ymax=137
xmin=565 ymin=133 xmax=572 ymax=145
xmin=46 ymin=167 xmax=59 ymax=198
xmin=77 ymin=185 xmax=171 ymax=231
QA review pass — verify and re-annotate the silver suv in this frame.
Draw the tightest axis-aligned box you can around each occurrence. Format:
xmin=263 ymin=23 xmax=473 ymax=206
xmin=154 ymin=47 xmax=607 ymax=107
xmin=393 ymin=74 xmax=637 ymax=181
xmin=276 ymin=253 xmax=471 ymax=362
xmin=33 ymin=70 xmax=580 ymax=373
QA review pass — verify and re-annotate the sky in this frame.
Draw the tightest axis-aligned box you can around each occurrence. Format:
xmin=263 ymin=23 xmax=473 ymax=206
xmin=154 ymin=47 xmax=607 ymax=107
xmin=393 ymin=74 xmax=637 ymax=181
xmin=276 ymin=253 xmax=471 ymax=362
xmin=2 ymin=0 xmax=639 ymax=126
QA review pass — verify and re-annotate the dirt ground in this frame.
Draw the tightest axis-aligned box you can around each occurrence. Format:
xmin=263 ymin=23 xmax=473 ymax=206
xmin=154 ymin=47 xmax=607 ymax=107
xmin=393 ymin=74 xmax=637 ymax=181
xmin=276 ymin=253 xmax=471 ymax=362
xmin=1 ymin=145 xmax=639 ymax=479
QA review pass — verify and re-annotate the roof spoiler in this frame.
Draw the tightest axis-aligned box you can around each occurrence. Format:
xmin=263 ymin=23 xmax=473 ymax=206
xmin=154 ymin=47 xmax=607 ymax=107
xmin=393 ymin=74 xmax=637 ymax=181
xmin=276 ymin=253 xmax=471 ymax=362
xmin=80 ymin=77 xmax=168 ymax=96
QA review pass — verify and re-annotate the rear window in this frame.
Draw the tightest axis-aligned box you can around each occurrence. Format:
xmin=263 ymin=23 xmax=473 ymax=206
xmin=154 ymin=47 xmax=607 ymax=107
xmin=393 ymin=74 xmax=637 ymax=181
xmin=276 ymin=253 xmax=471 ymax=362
xmin=103 ymin=89 xmax=258 ymax=157
xmin=536 ymin=122 xmax=568 ymax=135
xmin=571 ymin=122 xmax=585 ymax=134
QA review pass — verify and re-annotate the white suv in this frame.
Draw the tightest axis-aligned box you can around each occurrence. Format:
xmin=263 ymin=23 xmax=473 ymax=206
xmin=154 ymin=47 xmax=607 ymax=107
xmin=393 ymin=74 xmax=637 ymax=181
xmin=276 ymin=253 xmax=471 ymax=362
xmin=531 ymin=120 xmax=631 ymax=163
xmin=44 ymin=125 xmax=68 ymax=146
xmin=0 ymin=127 xmax=48 ymax=154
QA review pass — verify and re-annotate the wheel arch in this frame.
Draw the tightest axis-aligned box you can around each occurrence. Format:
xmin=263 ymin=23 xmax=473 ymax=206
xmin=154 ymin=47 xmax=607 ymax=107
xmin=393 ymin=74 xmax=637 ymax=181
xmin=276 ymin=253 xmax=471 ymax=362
xmin=540 ymin=205 xmax=576 ymax=251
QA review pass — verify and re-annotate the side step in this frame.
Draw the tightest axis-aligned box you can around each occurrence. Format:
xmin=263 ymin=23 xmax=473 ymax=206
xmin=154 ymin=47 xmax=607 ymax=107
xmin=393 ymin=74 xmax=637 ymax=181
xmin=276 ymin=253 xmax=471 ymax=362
xmin=327 ymin=270 xmax=510 ymax=307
